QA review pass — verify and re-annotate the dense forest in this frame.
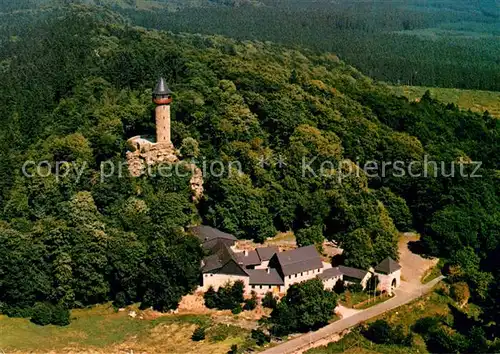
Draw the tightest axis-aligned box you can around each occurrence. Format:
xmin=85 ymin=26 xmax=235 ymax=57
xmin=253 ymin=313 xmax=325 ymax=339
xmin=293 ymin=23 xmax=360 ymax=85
xmin=116 ymin=0 xmax=500 ymax=91
xmin=2 ymin=1 xmax=500 ymax=91
xmin=0 ymin=3 xmax=500 ymax=350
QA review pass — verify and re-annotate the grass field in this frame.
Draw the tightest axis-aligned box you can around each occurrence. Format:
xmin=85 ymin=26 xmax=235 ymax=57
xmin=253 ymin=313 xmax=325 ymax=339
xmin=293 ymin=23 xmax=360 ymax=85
xmin=0 ymin=304 xmax=254 ymax=353
xmin=390 ymin=85 xmax=500 ymax=118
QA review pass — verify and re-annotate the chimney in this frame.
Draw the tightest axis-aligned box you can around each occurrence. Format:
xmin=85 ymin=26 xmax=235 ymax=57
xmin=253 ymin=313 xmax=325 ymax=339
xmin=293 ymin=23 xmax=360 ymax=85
xmin=244 ymin=250 xmax=249 ymax=256
xmin=267 ymin=268 xmax=270 ymax=274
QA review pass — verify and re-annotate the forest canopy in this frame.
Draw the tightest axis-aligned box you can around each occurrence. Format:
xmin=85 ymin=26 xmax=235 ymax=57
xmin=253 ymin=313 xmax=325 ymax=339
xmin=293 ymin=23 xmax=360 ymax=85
xmin=116 ymin=0 xmax=500 ymax=91
xmin=0 ymin=6 xmax=499 ymax=334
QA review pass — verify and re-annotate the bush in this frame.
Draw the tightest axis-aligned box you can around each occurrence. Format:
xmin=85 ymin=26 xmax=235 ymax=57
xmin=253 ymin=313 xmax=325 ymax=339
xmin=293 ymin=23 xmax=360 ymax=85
xmin=2 ymin=306 xmax=33 ymax=318
xmin=31 ymin=303 xmax=71 ymax=326
xmin=413 ymin=316 xmax=471 ymax=353
xmin=333 ymin=279 xmax=345 ymax=294
xmin=363 ymin=320 xmax=408 ymax=345
xmin=231 ymin=304 xmax=242 ymax=314
xmin=347 ymin=283 xmax=363 ymax=293
xmin=231 ymin=281 xmax=245 ymax=304
xmin=426 ymin=327 xmax=470 ymax=353
xmin=413 ymin=316 xmax=442 ymax=335
xmin=192 ymin=326 xmax=206 ymax=341
xmin=270 ymin=279 xmax=336 ymax=336
xmin=243 ymin=291 xmax=258 ymax=311
xmin=251 ymin=329 xmax=271 ymax=346
xmin=204 ymin=286 xmax=218 ymax=309
xmin=222 ymin=282 xmax=243 ymax=310
xmin=208 ymin=324 xmax=242 ymax=342
xmin=30 ymin=303 xmax=53 ymax=326
xmin=113 ymin=291 xmax=128 ymax=309
xmin=262 ymin=292 xmax=277 ymax=309
xmin=228 ymin=344 xmax=238 ymax=354
xmin=51 ymin=306 xmax=70 ymax=326
xmin=205 ymin=282 xmax=245 ymax=312
xmin=450 ymin=282 xmax=470 ymax=307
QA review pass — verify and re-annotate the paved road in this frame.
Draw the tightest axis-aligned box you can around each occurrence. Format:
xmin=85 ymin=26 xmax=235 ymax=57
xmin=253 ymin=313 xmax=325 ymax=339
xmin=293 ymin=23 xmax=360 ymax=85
xmin=261 ymin=276 xmax=445 ymax=354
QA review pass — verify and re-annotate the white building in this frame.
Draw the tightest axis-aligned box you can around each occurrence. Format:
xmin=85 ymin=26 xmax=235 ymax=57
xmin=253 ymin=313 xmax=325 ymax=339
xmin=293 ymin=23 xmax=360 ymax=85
xmin=373 ymin=257 xmax=401 ymax=295
xmin=192 ymin=225 xmax=401 ymax=296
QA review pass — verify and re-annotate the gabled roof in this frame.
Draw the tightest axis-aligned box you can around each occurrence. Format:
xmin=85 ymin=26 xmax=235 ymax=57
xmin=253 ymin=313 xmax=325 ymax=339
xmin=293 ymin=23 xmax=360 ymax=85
xmin=202 ymin=253 xmax=225 ymax=273
xmin=256 ymin=246 xmax=279 ymax=262
xmin=235 ymin=250 xmax=261 ymax=266
xmin=318 ymin=267 xmax=343 ymax=280
xmin=191 ymin=225 xmax=237 ymax=246
xmin=247 ymin=269 xmax=284 ymax=286
xmin=201 ymin=243 xmax=247 ymax=275
xmin=274 ymin=245 xmax=323 ymax=276
xmin=153 ymin=77 xmax=172 ymax=95
xmin=205 ymin=239 xmax=229 ymax=255
xmin=374 ymin=257 xmax=401 ymax=274
xmin=201 ymin=243 xmax=234 ymax=273
xmin=338 ymin=265 xmax=370 ymax=280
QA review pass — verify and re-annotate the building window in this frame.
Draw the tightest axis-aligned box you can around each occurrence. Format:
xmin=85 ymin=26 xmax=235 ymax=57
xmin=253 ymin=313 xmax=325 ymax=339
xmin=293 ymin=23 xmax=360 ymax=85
xmin=260 ymin=285 xmax=262 ymax=289
xmin=295 ymin=274 xmax=297 ymax=278
xmin=301 ymin=272 xmax=303 ymax=276
xmin=251 ymin=285 xmax=255 ymax=289
xmin=288 ymin=275 xmax=291 ymax=279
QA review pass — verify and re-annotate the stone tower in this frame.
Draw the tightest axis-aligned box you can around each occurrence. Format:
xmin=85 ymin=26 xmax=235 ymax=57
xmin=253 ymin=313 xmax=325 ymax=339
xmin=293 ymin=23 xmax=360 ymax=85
xmin=153 ymin=77 xmax=173 ymax=146
xmin=126 ymin=78 xmax=204 ymax=202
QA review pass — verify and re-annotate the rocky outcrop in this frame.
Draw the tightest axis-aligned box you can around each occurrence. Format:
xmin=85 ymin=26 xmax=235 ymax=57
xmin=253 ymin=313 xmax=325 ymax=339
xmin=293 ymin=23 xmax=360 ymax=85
xmin=126 ymin=136 xmax=204 ymax=202
xmin=188 ymin=164 xmax=204 ymax=202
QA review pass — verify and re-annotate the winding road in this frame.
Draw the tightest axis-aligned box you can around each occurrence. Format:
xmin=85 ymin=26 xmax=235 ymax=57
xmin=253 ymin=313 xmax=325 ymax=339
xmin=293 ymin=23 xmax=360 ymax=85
xmin=261 ymin=276 xmax=444 ymax=354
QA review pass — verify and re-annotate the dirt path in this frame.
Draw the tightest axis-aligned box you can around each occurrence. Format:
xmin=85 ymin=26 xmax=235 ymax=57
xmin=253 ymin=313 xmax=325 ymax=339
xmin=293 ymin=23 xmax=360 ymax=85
xmin=398 ymin=233 xmax=438 ymax=286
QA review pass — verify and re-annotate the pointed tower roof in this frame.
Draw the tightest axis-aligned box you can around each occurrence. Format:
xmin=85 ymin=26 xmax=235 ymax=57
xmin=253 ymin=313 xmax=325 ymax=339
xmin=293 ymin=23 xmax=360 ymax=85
xmin=153 ymin=77 xmax=172 ymax=95
xmin=374 ymin=257 xmax=401 ymax=274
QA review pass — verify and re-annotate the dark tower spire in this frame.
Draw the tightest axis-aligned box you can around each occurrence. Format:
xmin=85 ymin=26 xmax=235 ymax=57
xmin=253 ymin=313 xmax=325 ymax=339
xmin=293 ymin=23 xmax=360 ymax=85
xmin=153 ymin=77 xmax=173 ymax=98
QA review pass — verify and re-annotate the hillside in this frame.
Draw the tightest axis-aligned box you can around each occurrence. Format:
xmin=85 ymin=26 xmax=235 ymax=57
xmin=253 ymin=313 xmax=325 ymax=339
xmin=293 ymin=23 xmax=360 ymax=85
xmin=116 ymin=0 xmax=500 ymax=91
xmin=390 ymin=85 xmax=500 ymax=118
xmin=0 ymin=4 xmax=500 ymax=352
xmin=2 ymin=1 xmax=500 ymax=91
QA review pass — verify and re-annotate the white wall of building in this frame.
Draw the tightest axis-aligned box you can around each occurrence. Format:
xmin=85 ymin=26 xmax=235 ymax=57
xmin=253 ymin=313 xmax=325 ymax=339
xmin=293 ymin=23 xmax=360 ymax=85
xmin=376 ymin=269 xmax=401 ymax=294
xmin=321 ymin=275 xmax=343 ymax=290
xmin=249 ymin=284 xmax=283 ymax=295
xmin=202 ymin=273 xmax=249 ymax=292
xmin=283 ymin=268 xmax=323 ymax=290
